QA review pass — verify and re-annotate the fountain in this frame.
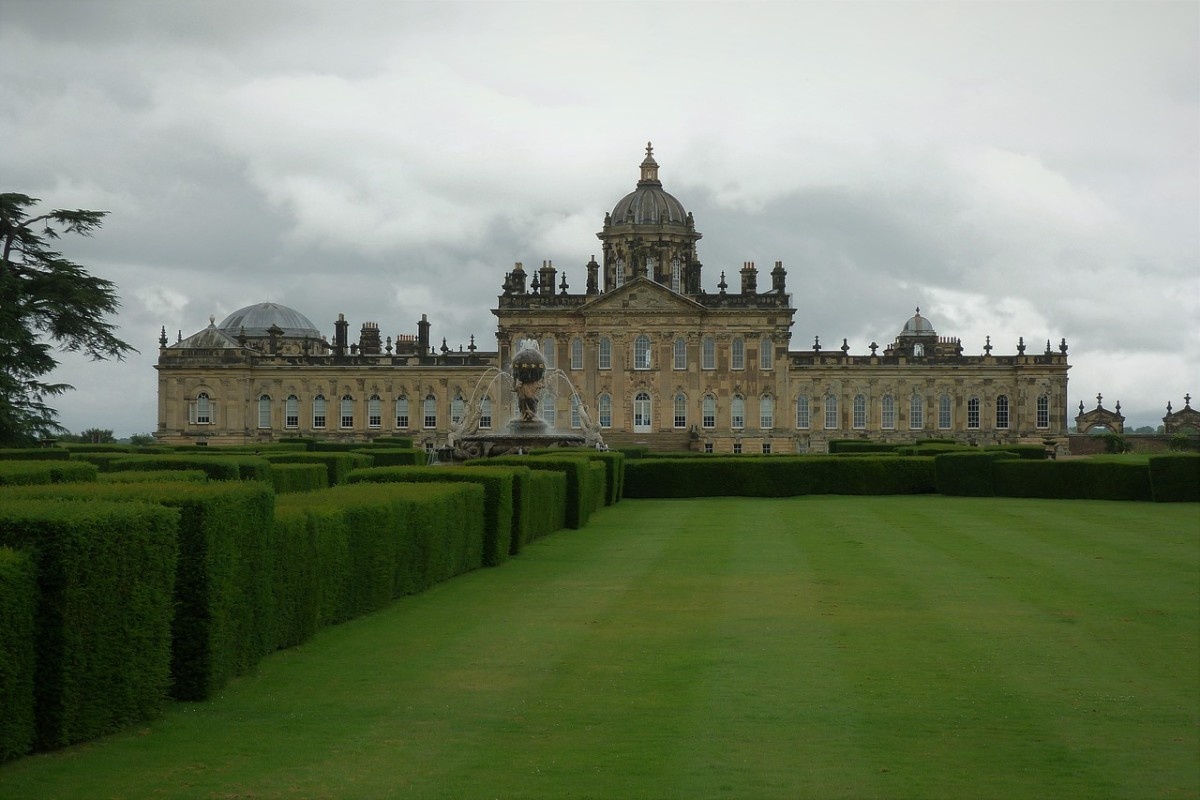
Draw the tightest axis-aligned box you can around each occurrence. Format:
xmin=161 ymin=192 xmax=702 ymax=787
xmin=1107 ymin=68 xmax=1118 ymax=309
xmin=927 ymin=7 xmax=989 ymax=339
xmin=447 ymin=339 xmax=605 ymax=460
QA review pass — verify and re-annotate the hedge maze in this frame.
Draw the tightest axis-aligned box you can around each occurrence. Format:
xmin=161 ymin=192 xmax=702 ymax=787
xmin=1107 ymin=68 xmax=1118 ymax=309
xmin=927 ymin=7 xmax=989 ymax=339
xmin=0 ymin=438 xmax=1194 ymax=764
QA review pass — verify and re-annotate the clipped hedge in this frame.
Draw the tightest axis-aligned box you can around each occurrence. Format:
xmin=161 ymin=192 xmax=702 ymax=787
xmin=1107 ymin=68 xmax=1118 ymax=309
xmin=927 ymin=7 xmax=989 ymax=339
xmin=348 ymin=465 xmax=515 ymax=566
xmin=268 ymin=507 xmax=321 ymax=650
xmin=0 ymin=448 xmax=72 ymax=461
xmin=828 ymin=440 xmax=898 ymax=454
xmin=0 ymin=500 xmax=178 ymax=750
xmin=3 ymin=482 xmax=276 ymax=701
xmin=525 ymin=469 xmax=568 ymax=541
xmin=528 ymin=449 xmax=625 ymax=505
xmin=983 ymin=444 xmax=1047 ymax=460
xmin=269 ymin=462 xmax=328 ymax=494
xmin=0 ymin=547 xmax=36 ymax=762
xmin=354 ymin=447 xmax=423 ymax=467
xmin=372 ymin=436 xmax=414 ymax=448
xmin=0 ymin=461 xmax=98 ymax=486
xmin=625 ymin=456 xmax=935 ymax=498
xmin=276 ymin=482 xmax=486 ymax=625
xmin=100 ymin=469 xmax=209 ymax=484
xmin=934 ymin=451 xmax=1015 ymax=497
xmin=993 ymin=460 xmax=1153 ymax=501
xmin=1148 ymin=453 xmax=1200 ymax=502
xmin=472 ymin=455 xmax=592 ymax=528
xmin=108 ymin=455 xmax=243 ymax=481
xmin=263 ymin=452 xmax=371 ymax=486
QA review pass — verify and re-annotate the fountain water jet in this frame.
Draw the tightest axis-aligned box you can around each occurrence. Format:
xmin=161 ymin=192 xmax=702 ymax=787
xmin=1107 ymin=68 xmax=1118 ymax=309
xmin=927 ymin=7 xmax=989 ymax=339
xmin=448 ymin=339 xmax=604 ymax=460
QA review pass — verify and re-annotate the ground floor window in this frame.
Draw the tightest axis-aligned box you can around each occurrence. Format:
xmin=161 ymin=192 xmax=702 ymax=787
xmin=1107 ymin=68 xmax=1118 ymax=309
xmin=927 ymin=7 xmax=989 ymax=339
xmin=1036 ymin=395 xmax=1049 ymax=428
xmin=996 ymin=395 xmax=1010 ymax=429
xmin=967 ymin=397 xmax=980 ymax=429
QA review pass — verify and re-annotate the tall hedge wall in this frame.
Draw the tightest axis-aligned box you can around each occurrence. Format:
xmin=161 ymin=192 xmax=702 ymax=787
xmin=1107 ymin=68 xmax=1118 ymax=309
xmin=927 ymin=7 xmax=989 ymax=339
xmin=3 ymin=482 xmax=276 ymax=701
xmin=263 ymin=452 xmax=372 ymax=486
xmin=1148 ymin=454 xmax=1200 ymax=502
xmin=0 ymin=500 xmax=178 ymax=750
xmin=269 ymin=462 xmax=328 ymax=494
xmin=348 ymin=465 xmax=515 ymax=566
xmin=0 ymin=448 xmax=72 ymax=461
xmin=108 ymin=455 xmax=243 ymax=481
xmin=472 ymin=456 xmax=593 ymax=528
xmin=527 ymin=449 xmax=625 ymax=506
xmin=624 ymin=456 xmax=935 ymax=498
xmin=525 ymin=469 xmax=568 ymax=541
xmin=0 ymin=547 xmax=36 ymax=762
xmin=933 ymin=451 xmax=1014 ymax=497
xmin=993 ymin=460 xmax=1153 ymax=501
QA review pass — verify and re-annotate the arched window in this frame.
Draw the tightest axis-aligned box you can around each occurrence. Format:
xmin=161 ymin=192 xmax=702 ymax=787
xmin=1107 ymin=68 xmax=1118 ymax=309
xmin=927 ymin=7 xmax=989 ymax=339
xmin=731 ymin=338 xmax=745 ymax=370
xmin=913 ymin=343 xmax=924 ymax=357
xmin=731 ymin=394 xmax=745 ymax=429
xmin=285 ymin=395 xmax=299 ymax=429
xmin=368 ymin=395 xmax=382 ymax=429
xmin=542 ymin=338 xmax=556 ymax=369
xmin=194 ymin=392 xmax=212 ymax=425
xmin=340 ymin=395 xmax=354 ymax=429
xmin=634 ymin=334 xmax=651 ymax=370
xmin=395 ymin=395 xmax=410 ymax=429
xmin=760 ymin=395 xmax=774 ymax=429
xmin=633 ymin=392 xmax=651 ymax=430
xmin=312 ymin=395 xmax=326 ymax=429
xmin=423 ymin=394 xmax=437 ymax=429
xmin=882 ymin=394 xmax=896 ymax=430
xmin=1036 ymin=394 xmax=1050 ymax=429
xmin=598 ymin=393 xmax=612 ymax=428
xmin=451 ymin=393 xmax=465 ymax=426
xmin=479 ymin=398 xmax=492 ymax=429
xmin=673 ymin=337 xmax=687 ymax=370
xmin=570 ymin=337 xmax=584 ymax=370
xmin=257 ymin=394 xmax=271 ymax=429
xmin=571 ymin=395 xmax=582 ymax=429
xmin=702 ymin=337 xmax=716 ymax=370
xmin=967 ymin=397 xmax=980 ymax=429
xmin=702 ymin=395 xmax=716 ymax=429
xmin=760 ymin=337 xmax=773 ymax=370
xmin=910 ymin=392 xmax=924 ymax=430
xmin=824 ymin=393 xmax=838 ymax=430
xmin=674 ymin=393 xmax=687 ymax=429
xmin=852 ymin=394 xmax=866 ymax=429
xmin=938 ymin=394 xmax=952 ymax=429
xmin=996 ymin=395 xmax=1010 ymax=429
xmin=795 ymin=395 xmax=810 ymax=429
xmin=670 ymin=256 xmax=682 ymax=292
xmin=598 ymin=337 xmax=612 ymax=370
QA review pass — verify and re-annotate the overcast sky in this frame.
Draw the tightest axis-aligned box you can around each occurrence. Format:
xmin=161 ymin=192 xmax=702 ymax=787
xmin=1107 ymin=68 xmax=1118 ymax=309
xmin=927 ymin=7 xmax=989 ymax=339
xmin=2 ymin=0 xmax=1196 ymax=436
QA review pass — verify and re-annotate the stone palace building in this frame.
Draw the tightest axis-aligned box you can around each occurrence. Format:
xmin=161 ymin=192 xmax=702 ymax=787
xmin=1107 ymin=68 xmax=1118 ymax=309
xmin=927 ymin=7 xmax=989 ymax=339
xmin=155 ymin=144 xmax=1071 ymax=453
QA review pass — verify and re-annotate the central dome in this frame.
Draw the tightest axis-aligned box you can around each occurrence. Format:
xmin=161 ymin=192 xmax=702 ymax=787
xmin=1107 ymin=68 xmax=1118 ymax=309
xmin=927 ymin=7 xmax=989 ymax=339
xmin=609 ymin=142 xmax=689 ymax=225
xmin=218 ymin=302 xmax=321 ymax=339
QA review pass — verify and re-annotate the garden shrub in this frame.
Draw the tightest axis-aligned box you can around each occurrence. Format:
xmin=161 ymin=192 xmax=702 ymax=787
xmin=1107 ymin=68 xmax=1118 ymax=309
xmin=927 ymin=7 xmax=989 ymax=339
xmin=993 ymin=460 xmax=1153 ymax=501
xmin=982 ymin=444 xmax=1047 ymax=460
xmin=3 ymin=482 xmax=276 ymax=701
xmin=372 ymin=436 xmax=414 ymax=448
xmin=263 ymin=452 xmax=371 ymax=486
xmin=828 ymin=440 xmax=898 ymax=454
xmin=0 ymin=500 xmax=178 ymax=749
xmin=0 ymin=461 xmax=98 ymax=486
xmin=625 ymin=456 xmax=934 ymax=498
xmin=67 ymin=451 xmax=139 ymax=471
xmin=268 ymin=507 xmax=321 ymax=649
xmin=612 ymin=445 xmax=650 ymax=460
xmin=0 ymin=547 xmax=36 ymax=762
xmin=269 ymin=462 xmax=328 ymax=494
xmin=108 ymin=455 xmax=243 ymax=481
xmin=525 ymin=469 xmax=567 ymax=541
xmin=1148 ymin=454 xmax=1200 ymax=502
xmin=348 ymin=465 xmax=515 ymax=566
xmin=528 ymin=449 xmax=625 ymax=505
xmin=312 ymin=441 xmax=376 ymax=453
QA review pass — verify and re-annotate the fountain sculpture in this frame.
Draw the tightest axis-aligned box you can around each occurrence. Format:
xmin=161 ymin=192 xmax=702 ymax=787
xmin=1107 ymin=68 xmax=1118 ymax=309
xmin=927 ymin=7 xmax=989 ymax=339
xmin=447 ymin=339 xmax=604 ymax=459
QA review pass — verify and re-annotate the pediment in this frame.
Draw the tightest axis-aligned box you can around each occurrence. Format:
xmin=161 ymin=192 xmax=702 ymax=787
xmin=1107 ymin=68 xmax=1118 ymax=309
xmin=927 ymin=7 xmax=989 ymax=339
xmin=580 ymin=276 xmax=705 ymax=317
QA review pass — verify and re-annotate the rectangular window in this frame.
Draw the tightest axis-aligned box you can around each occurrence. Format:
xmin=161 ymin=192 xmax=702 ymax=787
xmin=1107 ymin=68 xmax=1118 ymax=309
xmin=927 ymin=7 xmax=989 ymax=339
xmin=1036 ymin=395 xmax=1049 ymax=428
xmin=674 ymin=394 xmax=687 ymax=429
xmin=542 ymin=338 xmax=556 ymax=369
xmin=704 ymin=442 xmax=713 ymax=453
xmin=571 ymin=395 xmax=581 ymax=429
xmin=967 ymin=397 xmax=980 ymax=429
xmin=571 ymin=338 xmax=584 ymax=370
xmin=423 ymin=396 xmax=437 ymax=429
xmin=852 ymin=395 xmax=866 ymax=429
xmin=939 ymin=395 xmax=952 ymax=429
xmin=702 ymin=337 xmax=715 ymax=370
xmin=760 ymin=396 xmax=774 ymax=429
xmin=634 ymin=335 xmax=651 ymax=369
xmin=258 ymin=397 xmax=271 ymax=429
xmin=731 ymin=338 xmax=745 ymax=370
xmin=368 ymin=397 xmax=382 ymax=429
xmin=882 ymin=395 xmax=895 ymax=430
xmin=479 ymin=399 xmax=492 ymax=429
xmin=733 ymin=441 xmax=743 ymax=454
xmin=395 ymin=397 xmax=409 ymax=429
xmin=824 ymin=395 xmax=838 ymax=430
xmin=598 ymin=338 xmax=612 ymax=370
xmin=996 ymin=395 xmax=1010 ymax=429
xmin=795 ymin=396 xmax=810 ymax=429
xmin=313 ymin=397 xmax=326 ymax=429
xmin=285 ymin=396 xmax=299 ymax=429
xmin=731 ymin=396 xmax=745 ymax=430
xmin=910 ymin=394 xmax=924 ymax=430
xmin=599 ymin=395 xmax=612 ymax=428
xmin=673 ymin=338 xmax=687 ymax=370
xmin=760 ymin=337 xmax=773 ymax=370
xmin=762 ymin=442 xmax=772 ymax=454
xmin=702 ymin=396 xmax=716 ymax=429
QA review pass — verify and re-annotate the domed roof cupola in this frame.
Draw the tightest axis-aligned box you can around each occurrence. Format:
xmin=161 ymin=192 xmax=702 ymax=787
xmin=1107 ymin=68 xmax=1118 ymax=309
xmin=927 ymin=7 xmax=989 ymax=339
xmin=217 ymin=302 xmax=321 ymax=339
xmin=598 ymin=142 xmax=703 ymax=294
xmin=902 ymin=307 xmax=936 ymax=336
xmin=609 ymin=142 xmax=689 ymax=225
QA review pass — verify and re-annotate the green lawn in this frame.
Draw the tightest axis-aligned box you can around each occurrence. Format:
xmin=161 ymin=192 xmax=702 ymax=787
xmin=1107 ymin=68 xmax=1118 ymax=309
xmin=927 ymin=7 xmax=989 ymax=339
xmin=2 ymin=496 xmax=1197 ymax=799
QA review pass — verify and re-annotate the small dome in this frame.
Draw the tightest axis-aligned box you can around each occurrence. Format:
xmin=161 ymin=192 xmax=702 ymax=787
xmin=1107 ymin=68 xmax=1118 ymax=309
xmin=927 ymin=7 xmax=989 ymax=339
xmin=609 ymin=142 xmax=689 ymax=226
xmin=902 ymin=307 xmax=936 ymax=336
xmin=218 ymin=302 xmax=321 ymax=339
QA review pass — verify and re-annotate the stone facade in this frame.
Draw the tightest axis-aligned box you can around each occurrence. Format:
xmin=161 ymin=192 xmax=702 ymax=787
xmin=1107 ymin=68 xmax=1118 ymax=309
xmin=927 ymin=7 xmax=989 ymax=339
xmin=155 ymin=144 xmax=1071 ymax=452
